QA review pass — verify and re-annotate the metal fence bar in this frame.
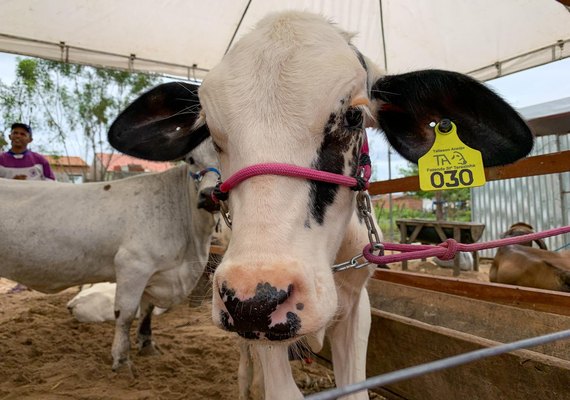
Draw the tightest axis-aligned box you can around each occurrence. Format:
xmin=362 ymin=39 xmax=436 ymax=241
xmin=304 ymin=329 xmax=570 ymax=400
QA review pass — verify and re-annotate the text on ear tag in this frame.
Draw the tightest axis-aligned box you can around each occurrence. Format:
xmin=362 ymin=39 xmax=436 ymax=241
xmin=418 ymin=119 xmax=486 ymax=191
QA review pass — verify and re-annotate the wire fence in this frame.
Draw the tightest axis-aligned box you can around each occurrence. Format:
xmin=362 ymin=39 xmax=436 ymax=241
xmin=305 ymin=329 xmax=570 ymax=400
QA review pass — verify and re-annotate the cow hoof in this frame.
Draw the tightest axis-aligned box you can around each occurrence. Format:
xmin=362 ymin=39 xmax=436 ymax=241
xmin=138 ymin=341 xmax=162 ymax=357
xmin=112 ymin=358 xmax=137 ymax=378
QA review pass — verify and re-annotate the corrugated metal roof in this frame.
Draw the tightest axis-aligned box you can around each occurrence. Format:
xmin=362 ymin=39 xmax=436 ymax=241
xmin=520 ymin=97 xmax=570 ymax=136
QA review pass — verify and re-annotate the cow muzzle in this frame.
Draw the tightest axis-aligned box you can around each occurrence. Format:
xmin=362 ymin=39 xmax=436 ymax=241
xmin=218 ymin=281 xmax=300 ymax=340
xmin=212 ymin=261 xmax=334 ymax=341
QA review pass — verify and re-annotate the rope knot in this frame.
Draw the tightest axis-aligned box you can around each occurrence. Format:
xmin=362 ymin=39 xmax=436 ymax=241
xmin=439 ymin=239 xmax=458 ymax=260
xmin=350 ymin=176 xmax=367 ymax=191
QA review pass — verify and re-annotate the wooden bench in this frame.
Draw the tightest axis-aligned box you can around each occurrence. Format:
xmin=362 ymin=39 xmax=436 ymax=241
xmin=396 ymin=218 xmax=485 ymax=276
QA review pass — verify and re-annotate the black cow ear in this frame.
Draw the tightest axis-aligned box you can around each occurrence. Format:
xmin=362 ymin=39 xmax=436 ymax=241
xmin=370 ymin=69 xmax=533 ymax=167
xmin=108 ymin=82 xmax=210 ymax=161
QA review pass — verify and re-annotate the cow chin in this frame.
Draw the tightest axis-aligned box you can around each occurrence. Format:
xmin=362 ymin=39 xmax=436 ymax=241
xmin=211 ymin=260 xmax=338 ymax=341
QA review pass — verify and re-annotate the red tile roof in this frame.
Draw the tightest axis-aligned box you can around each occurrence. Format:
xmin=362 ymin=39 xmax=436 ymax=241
xmin=96 ymin=153 xmax=175 ymax=173
xmin=46 ymin=155 xmax=89 ymax=168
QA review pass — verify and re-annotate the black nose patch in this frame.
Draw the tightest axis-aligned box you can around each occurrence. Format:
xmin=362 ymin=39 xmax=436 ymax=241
xmin=219 ymin=282 xmax=300 ymax=340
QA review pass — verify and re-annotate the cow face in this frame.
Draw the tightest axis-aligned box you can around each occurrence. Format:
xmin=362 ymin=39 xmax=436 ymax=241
xmin=108 ymin=11 xmax=533 ymax=341
xmin=185 ymin=138 xmax=221 ymax=213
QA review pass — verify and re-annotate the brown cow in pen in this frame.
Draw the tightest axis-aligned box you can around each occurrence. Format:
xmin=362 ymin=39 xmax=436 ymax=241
xmin=490 ymin=222 xmax=570 ymax=291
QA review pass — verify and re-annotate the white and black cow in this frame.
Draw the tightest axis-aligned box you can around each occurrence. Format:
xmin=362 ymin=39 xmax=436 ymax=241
xmin=108 ymin=11 xmax=533 ymax=399
xmin=0 ymin=139 xmax=219 ymax=371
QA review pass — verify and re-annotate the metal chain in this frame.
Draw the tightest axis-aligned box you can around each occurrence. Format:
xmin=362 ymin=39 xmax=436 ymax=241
xmin=331 ymin=192 xmax=384 ymax=273
xmin=219 ymin=200 xmax=232 ymax=229
xmin=356 ymin=191 xmax=384 ymax=255
xmin=331 ymin=253 xmax=370 ymax=273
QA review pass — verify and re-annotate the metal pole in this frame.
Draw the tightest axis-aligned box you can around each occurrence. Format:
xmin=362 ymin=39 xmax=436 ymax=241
xmin=388 ymin=146 xmax=393 ymax=241
xmin=557 ymin=135 xmax=569 ymax=247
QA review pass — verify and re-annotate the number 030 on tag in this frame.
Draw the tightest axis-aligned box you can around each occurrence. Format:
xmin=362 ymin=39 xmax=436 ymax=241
xmin=418 ymin=120 xmax=486 ymax=191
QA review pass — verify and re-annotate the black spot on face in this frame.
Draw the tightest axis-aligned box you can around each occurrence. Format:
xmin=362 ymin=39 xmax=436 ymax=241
xmin=296 ymin=303 xmax=304 ymax=310
xmin=308 ymin=108 xmax=363 ymax=224
xmin=114 ymin=310 xmax=120 ymax=319
xmin=104 ymin=184 xmax=111 ymax=191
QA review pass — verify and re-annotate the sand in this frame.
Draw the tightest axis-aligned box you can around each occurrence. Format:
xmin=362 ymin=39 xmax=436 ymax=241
xmin=0 ymin=259 xmax=491 ymax=399
xmin=0 ymin=278 xmax=387 ymax=400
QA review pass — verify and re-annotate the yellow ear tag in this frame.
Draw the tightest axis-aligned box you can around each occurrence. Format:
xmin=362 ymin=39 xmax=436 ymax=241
xmin=418 ymin=120 xmax=486 ymax=191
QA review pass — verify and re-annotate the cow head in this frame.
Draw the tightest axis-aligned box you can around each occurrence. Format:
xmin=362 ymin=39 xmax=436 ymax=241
xmin=502 ymin=222 xmax=548 ymax=250
xmin=108 ymin=11 xmax=533 ymax=341
xmin=184 ymin=137 xmax=221 ymax=213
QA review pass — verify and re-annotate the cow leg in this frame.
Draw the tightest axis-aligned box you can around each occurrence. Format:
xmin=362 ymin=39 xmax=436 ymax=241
xmin=137 ymin=297 xmax=162 ymax=356
xmin=111 ymin=263 xmax=151 ymax=372
xmin=328 ymin=287 xmax=371 ymax=400
xmin=255 ymin=344 xmax=302 ymax=400
xmin=238 ymin=342 xmax=265 ymax=400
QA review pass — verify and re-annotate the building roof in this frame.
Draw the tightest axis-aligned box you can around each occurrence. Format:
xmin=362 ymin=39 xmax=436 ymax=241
xmin=46 ymin=155 xmax=89 ymax=168
xmin=519 ymin=97 xmax=570 ymax=136
xmin=95 ymin=153 xmax=175 ymax=173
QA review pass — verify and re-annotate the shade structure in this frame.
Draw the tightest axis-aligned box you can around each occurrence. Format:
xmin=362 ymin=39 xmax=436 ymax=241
xmin=0 ymin=0 xmax=569 ymax=81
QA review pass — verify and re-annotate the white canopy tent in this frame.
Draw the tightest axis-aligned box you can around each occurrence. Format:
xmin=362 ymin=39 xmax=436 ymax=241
xmin=0 ymin=0 xmax=568 ymax=82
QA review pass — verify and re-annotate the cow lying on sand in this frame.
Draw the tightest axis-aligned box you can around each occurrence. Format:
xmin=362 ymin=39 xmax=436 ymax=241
xmin=491 ymin=222 xmax=570 ymax=292
xmin=108 ymin=11 xmax=533 ymax=399
xmin=67 ymin=282 xmax=168 ymax=323
xmin=0 ymin=140 xmax=219 ymax=371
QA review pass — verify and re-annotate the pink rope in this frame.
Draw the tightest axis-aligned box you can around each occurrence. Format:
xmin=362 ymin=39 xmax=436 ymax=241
xmin=218 ymin=134 xmax=371 ymax=194
xmin=219 ymin=163 xmax=367 ymax=192
xmin=363 ymin=225 xmax=570 ymax=265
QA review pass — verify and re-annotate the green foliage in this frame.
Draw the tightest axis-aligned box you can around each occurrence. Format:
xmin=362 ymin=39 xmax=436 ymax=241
xmin=0 ymin=57 xmax=162 ymax=180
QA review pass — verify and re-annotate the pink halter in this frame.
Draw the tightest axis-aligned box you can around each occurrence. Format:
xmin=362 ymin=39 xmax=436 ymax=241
xmin=212 ymin=134 xmax=372 ymax=202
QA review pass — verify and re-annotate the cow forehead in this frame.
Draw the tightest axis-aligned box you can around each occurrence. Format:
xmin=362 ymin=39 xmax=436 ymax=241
xmin=199 ymin=11 xmax=367 ymax=143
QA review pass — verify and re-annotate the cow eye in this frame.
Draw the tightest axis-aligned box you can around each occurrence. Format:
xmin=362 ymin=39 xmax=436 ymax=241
xmin=212 ymin=141 xmax=223 ymax=153
xmin=344 ymin=107 xmax=363 ymax=130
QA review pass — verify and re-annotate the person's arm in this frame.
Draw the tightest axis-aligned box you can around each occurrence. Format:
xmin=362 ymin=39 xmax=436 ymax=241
xmin=38 ymin=154 xmax=56 ymax=181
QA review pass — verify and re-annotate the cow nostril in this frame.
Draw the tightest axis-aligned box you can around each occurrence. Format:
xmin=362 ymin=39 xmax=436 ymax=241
xmin=197 ymin=189 xmax=220 ymax=212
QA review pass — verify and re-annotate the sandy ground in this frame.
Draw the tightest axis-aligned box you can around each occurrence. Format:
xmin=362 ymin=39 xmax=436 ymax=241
xmin=0 ymin=260 xmax=489 ymax=400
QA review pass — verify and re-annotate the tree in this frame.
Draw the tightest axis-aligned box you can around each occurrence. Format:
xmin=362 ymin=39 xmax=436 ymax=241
xmin=399 ymin=162 xmax=471 ymax=221
xmin=0 ymin=57 xmax=161 ymax=181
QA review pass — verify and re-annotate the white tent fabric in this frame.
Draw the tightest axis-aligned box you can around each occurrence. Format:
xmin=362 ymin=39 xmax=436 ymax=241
xmin=0 ymin=0 xmax=568 ymax=81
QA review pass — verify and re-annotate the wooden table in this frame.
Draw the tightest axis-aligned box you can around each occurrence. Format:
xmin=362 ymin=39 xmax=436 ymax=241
xmin=396 ymin=219 xmax=485 ymax=276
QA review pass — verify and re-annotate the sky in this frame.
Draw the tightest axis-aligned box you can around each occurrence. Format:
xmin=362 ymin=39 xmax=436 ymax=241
xmin=1 ymin=52 xmax=569 ymax=181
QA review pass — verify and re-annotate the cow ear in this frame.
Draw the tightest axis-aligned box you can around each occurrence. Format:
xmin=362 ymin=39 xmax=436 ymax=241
xmin=370 ymin=69 xmax=533 ymax=167
xmin=108 ymin=82 xmax=210 ymax=161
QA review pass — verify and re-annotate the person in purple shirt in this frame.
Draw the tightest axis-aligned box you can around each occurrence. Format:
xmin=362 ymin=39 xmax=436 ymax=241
xmin=0 ymin=123 xmax=56 ymax=181
xmin=1 ymin=123 xmax=55 ymax=293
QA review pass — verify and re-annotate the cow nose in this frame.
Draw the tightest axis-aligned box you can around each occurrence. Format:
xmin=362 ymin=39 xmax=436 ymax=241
xmin=197 ymin=187 xmax=220 ymax=212
xmin=217 ymin=281 xmax=301 ymax=340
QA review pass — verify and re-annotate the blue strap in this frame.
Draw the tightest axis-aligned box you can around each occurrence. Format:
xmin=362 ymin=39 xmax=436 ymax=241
xmin=190 ymin=167 xmax=221 ymax=181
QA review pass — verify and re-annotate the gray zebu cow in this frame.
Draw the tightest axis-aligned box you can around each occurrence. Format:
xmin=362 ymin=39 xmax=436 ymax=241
xmin=108 ymin=11 xmax=533 ymax=399
xmin=0 ymin=139 xmax=219 ymax=371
